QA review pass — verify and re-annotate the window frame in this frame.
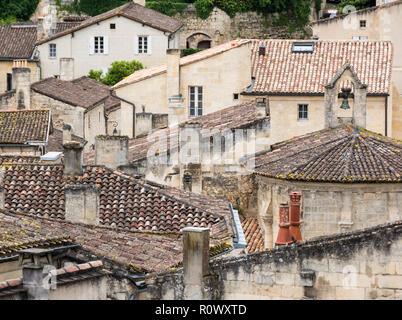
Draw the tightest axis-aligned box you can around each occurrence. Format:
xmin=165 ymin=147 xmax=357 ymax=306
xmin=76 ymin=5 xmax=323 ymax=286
xmin=297 ymin=104 xmax=309 ymax=121
xmin=189 ymin=86 xmax=203 ymax=118
xmin=138 ymin=36 xmax=148 ymax=54
xmin=360 ymin=20 xmax=367 ymax=28
xmin=94 ymin=36 xmax=104 ymax=54
xmin=49 ymin=43 xmax=57 ymax=58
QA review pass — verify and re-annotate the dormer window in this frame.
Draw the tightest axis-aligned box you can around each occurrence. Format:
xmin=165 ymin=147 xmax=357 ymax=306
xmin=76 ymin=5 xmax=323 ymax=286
xmin=292 ymin=42 xmax=314 ymax=53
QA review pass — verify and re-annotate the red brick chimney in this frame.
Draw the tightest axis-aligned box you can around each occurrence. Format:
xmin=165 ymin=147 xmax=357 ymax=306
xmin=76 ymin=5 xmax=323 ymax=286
xmin=275 ymin=203 xmax=291 ymax=246
xmin=289 ymin=192 xmax=302 ymax=242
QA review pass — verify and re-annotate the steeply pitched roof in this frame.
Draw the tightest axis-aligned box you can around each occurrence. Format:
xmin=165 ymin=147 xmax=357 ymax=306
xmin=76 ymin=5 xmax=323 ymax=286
xmin=84 ymin=100 xmax=269 ymax=165
xmin=248 ymin=39 xmax=393 ymax=95
xmin=241 ymin=217 xmax=264 ymax=253
xmin=253 ymin=125 xmax=402 ymax=183
xmin=0 ymin=23 xmax=38 ymax=60
xmin=36 ymin=2 xmax=183 ymax=45
xmin=30 ymin=76 xmax=121 ymax=111
xmin=0 ymin=110 xmax=51 ymax=144
xmin=2 ymin=165 xmax=231 ymax=240
xmin=113 ymin=39 xmax=251 ymax=89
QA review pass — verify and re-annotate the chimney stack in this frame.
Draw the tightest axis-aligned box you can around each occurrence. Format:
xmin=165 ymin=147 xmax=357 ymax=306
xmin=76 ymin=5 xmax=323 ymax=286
xmin=63 ymin=142 xmax=83 ymax=176
xmin=59 ymin=58 xmax=74 ymax=81
xmin=258 ymin=44 xmax=266 ymax=56
xmin=275 ymin=203 xmax=291 ymax=246
xmin=12 ymin=60 xmax=31 ymax=110
xmin=136 ymin=105 xmax=153 ymax=136
xmin=167 ymin=49 xmax=184 ymax=127
xmin=255 ymin=98 xmax=268 ymax=117
xmin=182 ymin=227 xmax=210 ymax=300
xmin=289 ymin=192 xmax=303 ymax=242
xmin=65 ymin=184 xmax=100 ymax=225
xmin=133 ymin=0 xmax=146 ymax=6
xmin=95 ymin=135 xmax=129 ymax=170
xmin=62 ymin=124 xmax=72 ymax=144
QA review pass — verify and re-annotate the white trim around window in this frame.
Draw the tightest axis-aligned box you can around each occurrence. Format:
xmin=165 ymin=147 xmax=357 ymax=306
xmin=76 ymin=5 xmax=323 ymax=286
xmin=189 ymin=86 xmax=203 ymax=117
xmin=49 ymin=43 xmax=56 ymax=58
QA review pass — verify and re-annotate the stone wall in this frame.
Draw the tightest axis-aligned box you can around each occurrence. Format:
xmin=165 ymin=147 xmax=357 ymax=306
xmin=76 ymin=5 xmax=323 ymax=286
xmin=144 ymin=221 xmax=402 ymax=300
xmin=174 ymin=5 xmax=308 ymax=49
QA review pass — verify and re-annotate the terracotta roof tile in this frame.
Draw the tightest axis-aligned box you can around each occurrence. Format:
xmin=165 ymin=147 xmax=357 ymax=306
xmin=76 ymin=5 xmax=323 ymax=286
xmin=241 ymin=217 xmax=264 ymax=253
xmin=0 ymin=23 xmax=37 ymax=60
xmin=249 ymin=40 xmax=393 ymax=95
xmin=0 ymin=109 xmax=51 ymax=144
xmin=253 ymin=125 xmax=402 ymax=182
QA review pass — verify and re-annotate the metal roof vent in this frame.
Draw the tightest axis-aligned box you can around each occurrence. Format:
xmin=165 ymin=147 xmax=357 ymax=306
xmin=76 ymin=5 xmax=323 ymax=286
xmin=292 ymin=42 xmax=314 ymax=53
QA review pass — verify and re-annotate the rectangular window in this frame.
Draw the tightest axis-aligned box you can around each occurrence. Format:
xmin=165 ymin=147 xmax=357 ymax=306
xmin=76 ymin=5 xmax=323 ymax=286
xmin=360 ymin=20 xmax=366 ymax=28
xmin=94 ymin=36 xmax=104 ymax=54
xmin=7 ymin=73 xmax=12 ymax=91
xmin=110 ymin=23 xmax=116 ymax=29
xmin=49 ymin=43 xmax=56 ymax=58
xmin=352 ymin=36 xmax=368 ymax=40
xmin=298 ymin=104 xmax=308 ymax=120
xmin=138 ymin=36 xmax=148 ymax=54
xmin=189 ymin=86 xmax=203 ymax=117
xmin=233 ymin=93 xmax=239 ymax=100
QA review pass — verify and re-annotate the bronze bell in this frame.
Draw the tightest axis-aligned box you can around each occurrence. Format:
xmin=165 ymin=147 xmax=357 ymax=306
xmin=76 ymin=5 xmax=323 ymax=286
xmin=340 ymin=87 xmax=352 ymax=110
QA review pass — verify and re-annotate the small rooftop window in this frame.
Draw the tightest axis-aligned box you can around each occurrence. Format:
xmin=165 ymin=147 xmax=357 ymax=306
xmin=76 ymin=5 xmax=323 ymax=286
xmin=292 ymin=42 xmax=314 ymax=53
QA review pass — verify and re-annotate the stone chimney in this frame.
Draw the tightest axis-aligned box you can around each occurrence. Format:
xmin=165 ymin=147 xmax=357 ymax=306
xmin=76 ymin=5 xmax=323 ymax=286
xmin=255 ymin=97 xmax=268 ymax=117
xmin=12 ymin=60 xmax=31 ymax=109
xmin=62 ymin=124 xmax=72 ymax=143
xmin=59 ymin=58 xmax=74 ymax=81
xmin=289 ymin=192 xmax=302 ymax=242
xmin=182 ymin=227 xmax=210 ymax=300
xmin=167 ymin=49 xmax=184 ymax=127
xmin=95 ymin=135 xmax=129 ymax=170
xmin=136 ymin=105 xmax=153 ymax=136
xmin=275 ymin=203 xmax=291 ymax=246
xmin=65 ymin=184 xmax=100 ymax=225
xmin=63 ymin=142 xmax=83 ymax=176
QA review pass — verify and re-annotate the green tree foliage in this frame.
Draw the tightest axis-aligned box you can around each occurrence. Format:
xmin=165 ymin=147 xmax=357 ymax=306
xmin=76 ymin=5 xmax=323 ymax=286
xmin=194 ymin=0 xmax=214 ymax=19
xmin=88 ymin=60 xmax=144 ymax=86
xmin=57 ymin=0 xmax=130 ymax=16
xmin=0 ymin=0 xmax=40 ymax=24
xmin=338 ymin=0 xmax=375 ymax=11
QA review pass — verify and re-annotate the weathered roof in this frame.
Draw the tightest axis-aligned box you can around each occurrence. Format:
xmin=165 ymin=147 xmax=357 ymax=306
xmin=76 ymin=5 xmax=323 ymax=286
xmin=47 ymin=128 xmax=87 ymax=153
xmin=53 ymin=21 xmax=82 ymax=34
xmin=113 ymin=39 xmax=251 ymax=89
xmin=30 ymin=76 xmax=121 ymax=110
xmin=37 ymin=2 xmax=183 ymax=45
xmin=85 ymin=100 xmax=268 ymax=165
xmin=0 ymin=23 xmax=38 ymax=60
xmin=248 ymin=39 xmax=393 ymax=95
xmin=0 ymin=110 xmax=51 ymax=144
xmin=2 ymin=165 xmax=231 ymax=240
xmin=241 ymin=217 xmax=265 ymax=253
xmin=253 ymin=125 xmax=402 ymax=183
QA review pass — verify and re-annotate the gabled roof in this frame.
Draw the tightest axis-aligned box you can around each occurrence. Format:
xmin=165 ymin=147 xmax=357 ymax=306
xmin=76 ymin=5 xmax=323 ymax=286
xmin=248 ymin=39 xmax=393 ymax=95
xmin=2 ymin=165 xmax=231 ymax=238
xmin=30 ymin=76 xmax=121 ymax=111
xmin=36 ymin=2 xmax=183 ymax=45
xmin=0 ymin=109 xmax=51 ymax=144
xmin=113 ymin=39 xmax=251 ymax=89
xmin=0 ymin=23 xmax=38 ymax=60
xmin=253 ymin=125 xmax=402 ymax=183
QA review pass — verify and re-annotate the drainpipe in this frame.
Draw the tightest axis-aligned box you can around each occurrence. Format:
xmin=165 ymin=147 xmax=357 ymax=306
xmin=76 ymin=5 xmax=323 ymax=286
xmin=385 ymin=95 xmax=388 ymax=137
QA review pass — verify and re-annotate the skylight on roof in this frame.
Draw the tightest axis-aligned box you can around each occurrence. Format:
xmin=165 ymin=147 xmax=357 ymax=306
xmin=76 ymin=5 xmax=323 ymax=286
xmin=292 ymin=42 xmax=314 ymax=53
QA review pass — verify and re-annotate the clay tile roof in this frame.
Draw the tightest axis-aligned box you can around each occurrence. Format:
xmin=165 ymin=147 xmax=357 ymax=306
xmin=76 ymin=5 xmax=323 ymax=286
xmin=253 ymin=125 xmax=402 ymax=183
xmin=249 ymin=39 xmax=393 ymax=95
xmin=113 ymin=39 xmax=251 ymax=89
xmin=37 ymin=2 xmax=183 ymax=45
xmin=31 ymin=76 xmax=121 ymax=110
xmin=83 ymin=100 xmax=267 ymax=165
xmin=2 ymin=165 xmax=232 ymax=241
xmin=54 ymin=21 xmax=82 ymax=34
xmin=0 ymin=110 xmax=51 ymax=144
xmin=0 ymin=23 xmax=38 ymax=60
xmin=241 ymin=217 xmax=264 ymax=253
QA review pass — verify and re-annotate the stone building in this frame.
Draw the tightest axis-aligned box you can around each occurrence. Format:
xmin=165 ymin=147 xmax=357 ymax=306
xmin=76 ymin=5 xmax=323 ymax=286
xmin=0 ymin=64 xmax=133 ymax=149
xmin=36 ymin=1 xmax=183 ymax=80
xmin=310 ymin=0 xmax=402 ymax=137
xmin=114 ymin=39 xmax=252 ymax=133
